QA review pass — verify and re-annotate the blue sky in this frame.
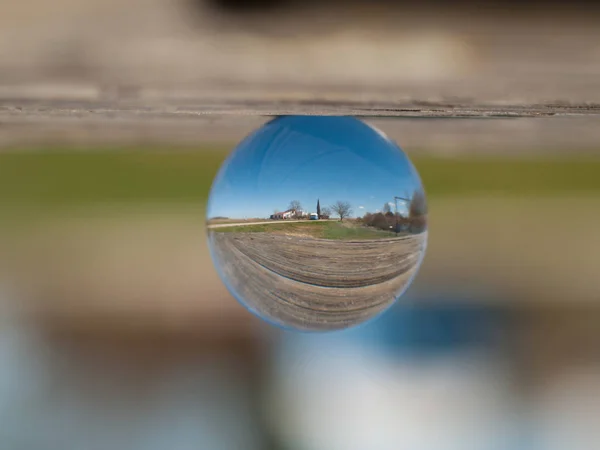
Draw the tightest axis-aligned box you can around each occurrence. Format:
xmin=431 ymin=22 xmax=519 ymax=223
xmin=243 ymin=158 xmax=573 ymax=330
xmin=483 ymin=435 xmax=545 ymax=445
xmin=207 ymin=116 xmax=424 ymax=219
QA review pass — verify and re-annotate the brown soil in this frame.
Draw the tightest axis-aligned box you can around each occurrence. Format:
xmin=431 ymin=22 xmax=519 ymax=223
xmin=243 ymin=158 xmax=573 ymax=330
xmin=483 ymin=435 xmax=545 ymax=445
xmin=209 ymin=231 xmax=426 ymax=331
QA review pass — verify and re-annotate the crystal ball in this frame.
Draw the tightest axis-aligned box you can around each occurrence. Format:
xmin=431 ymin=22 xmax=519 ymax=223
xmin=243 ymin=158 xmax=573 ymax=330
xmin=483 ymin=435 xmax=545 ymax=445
xmin=207 ymin=116 xmax=427 ymax=332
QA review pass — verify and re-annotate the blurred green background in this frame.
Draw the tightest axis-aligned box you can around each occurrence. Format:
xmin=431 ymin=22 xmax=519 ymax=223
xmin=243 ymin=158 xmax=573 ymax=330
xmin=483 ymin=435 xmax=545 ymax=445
xmin=1 ymin=122 xmax=600 ymax=450
xmin=3 ymin=150 xmax=600 ymax=207
xmin=2 ymin=0 xmax=600 ymax=445
xmin=0 ymin=0 xmax=600 ymax=444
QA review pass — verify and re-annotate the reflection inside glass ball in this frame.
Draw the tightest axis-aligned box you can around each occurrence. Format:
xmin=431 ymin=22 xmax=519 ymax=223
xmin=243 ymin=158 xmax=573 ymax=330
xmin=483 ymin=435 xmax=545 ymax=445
xmin=207 ymin=116 xmax=427 ymax=332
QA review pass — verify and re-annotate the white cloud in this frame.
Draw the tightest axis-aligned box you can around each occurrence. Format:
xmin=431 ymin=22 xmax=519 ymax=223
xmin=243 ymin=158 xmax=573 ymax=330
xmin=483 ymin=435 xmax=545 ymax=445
xmin=358 ymin=206 xmax=364 ymax=209
xmin=387 ymin=202 xmax=395 ymax=207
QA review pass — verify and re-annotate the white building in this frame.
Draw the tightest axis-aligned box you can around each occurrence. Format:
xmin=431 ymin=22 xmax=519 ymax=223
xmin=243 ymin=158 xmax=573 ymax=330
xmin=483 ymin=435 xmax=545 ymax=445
xmin=272 ymin=209 xmax=296 ymax=220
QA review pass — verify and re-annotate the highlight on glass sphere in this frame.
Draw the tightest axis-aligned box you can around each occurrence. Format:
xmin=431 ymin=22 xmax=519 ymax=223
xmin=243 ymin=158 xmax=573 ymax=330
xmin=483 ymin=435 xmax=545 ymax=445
xmin=206 ymin=116 xmax=428 ymax=332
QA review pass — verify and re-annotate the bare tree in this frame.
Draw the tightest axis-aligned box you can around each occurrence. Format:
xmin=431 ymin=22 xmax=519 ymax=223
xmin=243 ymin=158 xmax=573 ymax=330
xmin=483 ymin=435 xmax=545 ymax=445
xmin=288 ymin=200 xmax=302 ymax=211
xmin=408 ymin=189 xmax=428 ymax=233
xmin=320 ymin=207 xmax=331 ymax=219
xmin=383 ymin=202 xmax=392 ymax=214
xmin=409 ymin=190 xmax=427 ymax=217
xmin=288 ymin=200 xmax=303 ymax=218
xmin=330 ymin=201 xmax=352 ymax=221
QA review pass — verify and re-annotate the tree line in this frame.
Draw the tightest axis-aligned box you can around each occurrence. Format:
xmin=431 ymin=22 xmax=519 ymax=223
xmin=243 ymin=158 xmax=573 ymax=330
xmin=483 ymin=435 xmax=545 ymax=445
xmin=360 ymin=190 xmax=427 ymax=233
xmin=280 ymin=192 xmax=426 ymax=233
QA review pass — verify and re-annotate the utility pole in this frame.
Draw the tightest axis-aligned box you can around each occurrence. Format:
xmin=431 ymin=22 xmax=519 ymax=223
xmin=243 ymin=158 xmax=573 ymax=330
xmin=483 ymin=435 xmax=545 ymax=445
xmin=394 ymin=196 xmax=410 ymax=235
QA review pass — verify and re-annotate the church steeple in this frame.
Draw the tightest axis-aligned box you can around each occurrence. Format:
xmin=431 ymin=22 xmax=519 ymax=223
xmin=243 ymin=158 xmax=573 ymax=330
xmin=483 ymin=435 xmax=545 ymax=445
xmin=316 ymin=199 xmax=321 ymax=219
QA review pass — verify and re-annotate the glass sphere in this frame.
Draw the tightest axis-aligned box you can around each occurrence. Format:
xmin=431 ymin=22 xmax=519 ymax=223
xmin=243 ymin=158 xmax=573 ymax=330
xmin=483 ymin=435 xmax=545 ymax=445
xmin=207 ymin=116 xmax=427 ymax=332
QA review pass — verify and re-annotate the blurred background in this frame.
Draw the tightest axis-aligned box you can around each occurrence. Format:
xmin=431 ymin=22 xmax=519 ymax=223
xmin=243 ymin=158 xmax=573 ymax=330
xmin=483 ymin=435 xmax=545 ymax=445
xmin=1 ymin=1 xmax=600 ymax=449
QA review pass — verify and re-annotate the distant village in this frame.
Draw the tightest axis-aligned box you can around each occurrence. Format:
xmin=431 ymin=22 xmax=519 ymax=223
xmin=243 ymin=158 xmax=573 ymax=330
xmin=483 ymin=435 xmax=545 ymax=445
xmin=270 ymin=199 xmax=331 ymax=220
xmin=268 ymin=193 xmax=427 ymax=234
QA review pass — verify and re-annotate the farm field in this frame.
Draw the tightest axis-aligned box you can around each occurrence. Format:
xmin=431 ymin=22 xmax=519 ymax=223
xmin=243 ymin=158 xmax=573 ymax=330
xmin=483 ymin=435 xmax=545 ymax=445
xmin=209 ymin=231 xmax=426 ymax=330
xmin=209 ymin=220 xmax=399 ymax=240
